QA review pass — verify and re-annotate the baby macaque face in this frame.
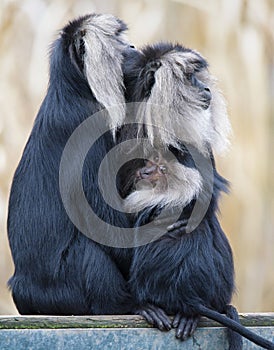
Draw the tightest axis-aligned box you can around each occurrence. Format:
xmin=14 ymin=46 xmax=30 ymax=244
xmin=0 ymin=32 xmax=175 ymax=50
xmin=122 ymin=149 xmax=202 ymax=213
xmin=135 ymin=153 xmax=168 ymax=191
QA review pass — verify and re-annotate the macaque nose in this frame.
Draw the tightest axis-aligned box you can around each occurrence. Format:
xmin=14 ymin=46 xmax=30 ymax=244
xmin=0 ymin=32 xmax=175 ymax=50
xmin=140 ymin=165 xmax=157 ymax=179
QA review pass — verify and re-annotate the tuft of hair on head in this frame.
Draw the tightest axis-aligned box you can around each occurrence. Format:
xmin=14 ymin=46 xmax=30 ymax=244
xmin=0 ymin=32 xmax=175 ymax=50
xmin=127 ymin=42 xmax=231 ymax=155
xmin=61 ymin=13 xmax=130 ymax=130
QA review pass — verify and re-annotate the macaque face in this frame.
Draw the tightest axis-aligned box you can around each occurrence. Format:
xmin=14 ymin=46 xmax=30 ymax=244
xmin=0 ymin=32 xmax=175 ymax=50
xmin=135 ymin=153 xmax=168 ymax=191
xmin=123 ymin=42 xmax=231 ymax=154
xmin=122 ymin=150 xmax=202 ymax=213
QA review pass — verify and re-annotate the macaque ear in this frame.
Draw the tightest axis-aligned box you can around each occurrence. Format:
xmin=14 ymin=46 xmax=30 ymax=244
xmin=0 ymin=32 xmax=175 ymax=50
xmin=69 ymin=30 xmax=86 ymax=73
xmin=143 ymin=61 xmax=161 ymax=97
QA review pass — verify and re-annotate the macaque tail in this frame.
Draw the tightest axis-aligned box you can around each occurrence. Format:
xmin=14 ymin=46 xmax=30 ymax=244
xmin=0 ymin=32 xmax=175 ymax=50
xmin=197 ymin=305 xmax=274 ymax=350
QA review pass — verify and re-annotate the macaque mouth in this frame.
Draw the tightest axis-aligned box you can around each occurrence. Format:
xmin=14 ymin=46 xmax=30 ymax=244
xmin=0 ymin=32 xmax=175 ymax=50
xmin=134 ymin=161 xmax=168 ymax=191
xmin=135 ymin=179 xmax=156 ymax=190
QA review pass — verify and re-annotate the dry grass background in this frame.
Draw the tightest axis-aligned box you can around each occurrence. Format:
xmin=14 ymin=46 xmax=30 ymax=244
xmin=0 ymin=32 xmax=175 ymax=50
xmin=0 ymin=0 xmax=273 ymax=314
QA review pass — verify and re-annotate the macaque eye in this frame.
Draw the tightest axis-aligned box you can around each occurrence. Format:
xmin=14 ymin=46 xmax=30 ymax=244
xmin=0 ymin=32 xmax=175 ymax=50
xmin=159 ymin=165 xmax=168 ymax=174
xmin=185 ymin=72 xmax=193 ymax=81
xmin=115 ymin=27 xmax=123 ymax=35
xmin=186 ymin=73 xmax=199 ymax=86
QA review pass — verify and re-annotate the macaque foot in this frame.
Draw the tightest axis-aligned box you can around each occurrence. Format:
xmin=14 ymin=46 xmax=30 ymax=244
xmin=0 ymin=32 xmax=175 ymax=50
xmin=172 ymin=313 xmax=200 ymax=340
xmin=135 ymin=304 xmax=171 ymax=331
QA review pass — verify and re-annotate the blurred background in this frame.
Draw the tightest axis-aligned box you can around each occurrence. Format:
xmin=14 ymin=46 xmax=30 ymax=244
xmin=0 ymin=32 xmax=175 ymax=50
xmin=0 ymin=0 xmax=273 ymax=314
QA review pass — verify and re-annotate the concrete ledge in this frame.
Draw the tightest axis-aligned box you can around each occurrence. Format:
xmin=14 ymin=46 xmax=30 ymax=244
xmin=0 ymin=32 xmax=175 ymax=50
xmin=0 ymin=314 xmax=274 ymax=349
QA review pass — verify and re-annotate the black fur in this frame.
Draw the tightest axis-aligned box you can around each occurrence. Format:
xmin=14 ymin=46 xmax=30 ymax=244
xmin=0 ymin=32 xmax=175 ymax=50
xmin=7 ymin=15 xmax=135 ymax=316
xmin=7 ymin=17 xmax=274 ymax=350
xmin=120 ymin=43 xmax=274 ymax=350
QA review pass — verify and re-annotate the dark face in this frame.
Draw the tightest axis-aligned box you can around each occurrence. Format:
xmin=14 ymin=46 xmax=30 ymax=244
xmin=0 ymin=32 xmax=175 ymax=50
xmin=122 ymin=42 xmax=213 ymax=113
xmin=186 ymin=72 xmax=212 ymax=109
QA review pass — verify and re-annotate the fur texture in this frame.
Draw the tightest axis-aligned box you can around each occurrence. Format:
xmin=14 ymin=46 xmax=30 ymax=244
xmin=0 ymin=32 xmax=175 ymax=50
xmin=122 ymin=148 xmax=202 ymax=212
xmin=120 ymin=43 xmax=274 ymax=349
xmin=123 ymin=42 xmax=231 ymax=154
xmin=80 ymin=14 xmax=127 ymax=129
xmin=7 ymin=15 xmax=273 ymax=350
xmin=7 ymin=14 xmax=136 ymax=315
